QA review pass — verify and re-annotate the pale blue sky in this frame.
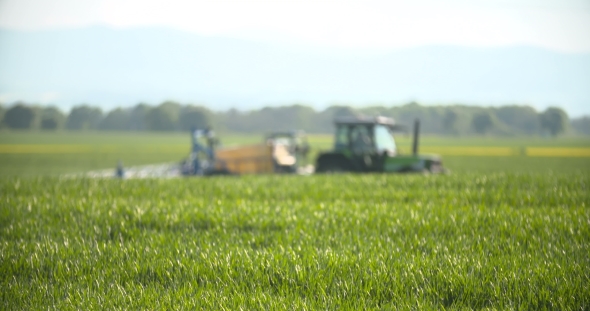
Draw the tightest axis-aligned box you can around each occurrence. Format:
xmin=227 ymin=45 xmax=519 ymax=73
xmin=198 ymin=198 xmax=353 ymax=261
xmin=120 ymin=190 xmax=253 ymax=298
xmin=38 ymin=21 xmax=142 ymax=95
xmin=0 ymin=1 xmax=589 ymax=115
xmin=1 ymin=0 xmax=589 ymax=52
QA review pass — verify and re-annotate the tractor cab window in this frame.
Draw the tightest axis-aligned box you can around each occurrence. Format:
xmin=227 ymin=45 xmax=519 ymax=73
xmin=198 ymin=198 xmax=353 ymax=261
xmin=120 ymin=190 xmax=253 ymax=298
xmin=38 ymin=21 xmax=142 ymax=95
xmin=374 ymin=125 xmax=396 ymax=154
xmin=350 ymin=125 xmax=373 ymax=153
xmin=334 ymin=125 xmax=349 ymax=151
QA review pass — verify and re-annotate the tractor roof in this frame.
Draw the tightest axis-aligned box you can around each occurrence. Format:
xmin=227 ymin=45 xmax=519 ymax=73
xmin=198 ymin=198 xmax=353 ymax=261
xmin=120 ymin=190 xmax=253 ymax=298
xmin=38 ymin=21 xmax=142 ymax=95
xmin=334 ymin=116 xmax=405 ymax=130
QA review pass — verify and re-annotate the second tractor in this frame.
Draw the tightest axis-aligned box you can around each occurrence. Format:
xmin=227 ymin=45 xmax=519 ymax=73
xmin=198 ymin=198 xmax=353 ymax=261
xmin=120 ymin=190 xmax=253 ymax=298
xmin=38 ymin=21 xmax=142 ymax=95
xmin=315 ymin=116 xmax=445 ymax=174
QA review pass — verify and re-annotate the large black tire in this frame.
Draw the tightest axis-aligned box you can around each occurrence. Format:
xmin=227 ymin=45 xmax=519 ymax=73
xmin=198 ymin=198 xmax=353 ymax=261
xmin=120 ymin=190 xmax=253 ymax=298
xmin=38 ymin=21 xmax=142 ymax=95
xmin=318 ymin=162 xmax=345 ymax=174
xmin=315 ymin=155 xmax=354 ymax=174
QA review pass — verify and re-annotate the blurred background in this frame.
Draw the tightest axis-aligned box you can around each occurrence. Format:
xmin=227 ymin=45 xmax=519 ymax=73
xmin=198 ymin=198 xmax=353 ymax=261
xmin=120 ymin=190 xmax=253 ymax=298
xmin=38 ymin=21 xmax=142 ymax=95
xmin=0 ymin=0 xmax=589 ymax=176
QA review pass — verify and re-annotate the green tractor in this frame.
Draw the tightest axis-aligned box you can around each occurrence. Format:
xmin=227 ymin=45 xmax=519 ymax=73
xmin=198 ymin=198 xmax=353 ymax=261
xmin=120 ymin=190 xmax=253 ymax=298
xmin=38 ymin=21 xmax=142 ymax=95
xmin=315 ymin=116 xmax=445 ymax=174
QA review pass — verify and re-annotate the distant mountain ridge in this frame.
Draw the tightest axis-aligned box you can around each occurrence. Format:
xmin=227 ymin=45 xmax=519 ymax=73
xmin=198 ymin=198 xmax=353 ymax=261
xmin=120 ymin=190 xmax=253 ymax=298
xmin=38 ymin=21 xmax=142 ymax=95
xmin=1 ymin=26 xmax=589 ymax=115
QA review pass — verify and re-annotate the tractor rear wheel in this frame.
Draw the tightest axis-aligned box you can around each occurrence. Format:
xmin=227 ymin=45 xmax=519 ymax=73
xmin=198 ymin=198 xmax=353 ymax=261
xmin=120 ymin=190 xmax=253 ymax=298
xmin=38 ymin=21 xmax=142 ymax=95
xmin=316 ymin=157 xmax=352 ymax=173
xmin=321 ymin=163 xmax=346 ymax=173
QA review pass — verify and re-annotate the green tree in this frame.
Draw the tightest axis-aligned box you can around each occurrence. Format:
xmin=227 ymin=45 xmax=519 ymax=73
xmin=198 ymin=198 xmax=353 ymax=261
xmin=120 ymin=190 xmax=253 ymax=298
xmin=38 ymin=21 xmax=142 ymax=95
xmin=145 ymin=105 xmax=176 ymax=131
xmin=308 ymin=106 xmax=358 ymax=133
xmin=471 ymin=112 xmax=494 ymax=134
xmin=442 ymin=109 xmax=458 ymax=134
xmin=40 ymin=118 xmax=58 ymax=130
xmin=540 ymin=107 xmax=568 ymax=136
xmin=333 ymin=106 xmax=358 ymax=118
xmin=245 ymin=104 xmax=316 ymax=132
xmin=494 ymin=105 xmax=540 ymax=135
xmin=99 ymin=108 xmax=130 ymax=130
xmin=571 ymin=116 xmax=590 ymax=135
xmin=179 ymin=105 xmax=212 ymax=131
xmin=160 ymin=101 xmax=182 ymax=116
xmin=40 ymin=106 xmax=65 ymax=130
xmin=4 ymin=103 xmax=36 ymax=129
xmin=391 ymin=102 xmax=434 ymax=132
xmin=0 ymin=105 xmax=5 ymax=128
xmin=66 ymin=105 xmax=103 ymax=130
xmin=159 ymin=101 xmax=181 ymax=125
xmin=128 ymin=103 xmax=150 ymax=131
xmin=221 ymin=108 xmax=245 ymax=132
xmin=286 ymin=104 xmax=316 ymax=131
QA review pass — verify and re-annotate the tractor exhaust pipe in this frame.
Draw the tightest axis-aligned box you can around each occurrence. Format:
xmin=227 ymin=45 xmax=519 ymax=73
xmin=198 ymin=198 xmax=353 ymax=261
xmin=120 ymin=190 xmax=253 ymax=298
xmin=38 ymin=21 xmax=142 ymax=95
xmin=412 ymin=119 xmax=420 ymax=156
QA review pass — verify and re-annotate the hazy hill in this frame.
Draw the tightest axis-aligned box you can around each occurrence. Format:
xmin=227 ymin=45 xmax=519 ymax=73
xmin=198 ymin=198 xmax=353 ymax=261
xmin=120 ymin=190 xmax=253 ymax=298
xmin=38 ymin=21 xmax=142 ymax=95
xmin=1 ymin=26 xmax=589 ymax=115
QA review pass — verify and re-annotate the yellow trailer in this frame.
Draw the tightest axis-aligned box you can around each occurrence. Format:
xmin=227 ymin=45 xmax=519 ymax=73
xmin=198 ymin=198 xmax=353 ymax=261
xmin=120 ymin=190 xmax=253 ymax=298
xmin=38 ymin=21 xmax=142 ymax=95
xmin=213 ymin=142 xmax=298 ymax=175
xmin=182 ymin=128 xmax=301 ymax=176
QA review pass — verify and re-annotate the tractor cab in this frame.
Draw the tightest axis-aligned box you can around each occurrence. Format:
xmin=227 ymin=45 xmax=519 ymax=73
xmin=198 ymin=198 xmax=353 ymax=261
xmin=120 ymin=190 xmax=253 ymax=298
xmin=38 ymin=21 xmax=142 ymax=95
xmin=334 ymin=116 xmax=403 ymax=157
xmin=315 ymin=116 xmax=445 ymax=174
xmin=266 ymin=130 xmax=310 ymax=172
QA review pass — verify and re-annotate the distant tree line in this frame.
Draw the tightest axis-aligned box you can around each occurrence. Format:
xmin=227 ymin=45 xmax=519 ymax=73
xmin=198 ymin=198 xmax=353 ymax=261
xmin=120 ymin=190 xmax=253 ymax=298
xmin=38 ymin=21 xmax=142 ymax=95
xmin=0 ymin=101 xmax=587 ymax=136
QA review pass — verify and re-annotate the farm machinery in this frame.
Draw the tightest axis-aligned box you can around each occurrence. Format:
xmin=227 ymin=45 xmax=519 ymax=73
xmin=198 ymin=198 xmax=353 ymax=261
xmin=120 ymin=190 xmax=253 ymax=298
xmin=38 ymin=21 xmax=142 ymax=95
xmin=181 ymin=128 xmax=309 ymax=176
xmin=180 ymin=115 xmax=445 ymax=176
xmin=265 ymin=130 xmax=310 ymax=173
xmin=180 ymin=127 xmax=231 ymax=176
xmin=315 ymin=116 xmax=446 ymax=174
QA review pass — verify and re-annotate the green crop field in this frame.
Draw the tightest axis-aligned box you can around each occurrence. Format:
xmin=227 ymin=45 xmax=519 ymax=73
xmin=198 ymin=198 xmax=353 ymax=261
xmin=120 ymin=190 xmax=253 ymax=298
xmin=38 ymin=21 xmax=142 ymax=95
xmin=1 ymin=131 xmax=590 ymax=309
